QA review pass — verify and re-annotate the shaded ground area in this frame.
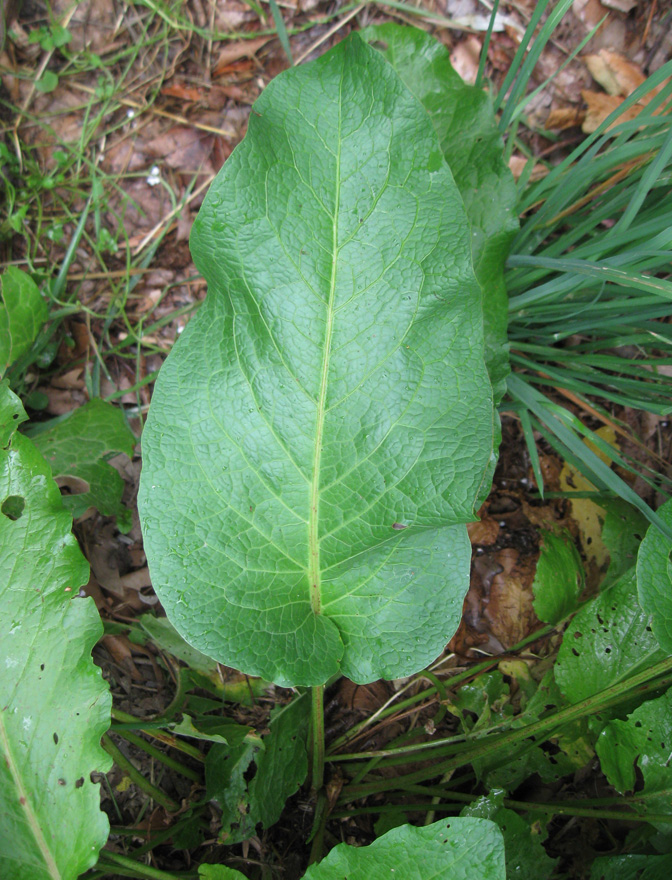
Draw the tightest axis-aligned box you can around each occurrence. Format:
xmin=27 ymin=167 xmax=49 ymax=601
xmin=1 ymin=0 xmax=671 ymax=877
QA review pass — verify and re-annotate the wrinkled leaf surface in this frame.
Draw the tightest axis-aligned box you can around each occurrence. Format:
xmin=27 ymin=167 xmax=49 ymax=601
xmin=360 ymin=23 xmax=518 ymax=402
xmin=0 ymin=384 xmax=111 ymax=879
xmin=140 ymin=35 xmax=493 ymax=686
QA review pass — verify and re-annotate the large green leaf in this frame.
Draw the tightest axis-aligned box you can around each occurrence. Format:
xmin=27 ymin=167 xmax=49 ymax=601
xmin=555 ymin=568 xmax=665 ymax=704
xmin=0 ymin=382 xmax=111 ymax=879
xmin=596 ymin=689 xmax=672 ymax=828
xmin=360 ymin=23 xmax=518 ymax=402
xmin=139 ymin=35 xmax=494 ymax=687
xmin=303 ymin=818 xmax=505 ymax=879
xmin=0 ymin=267 xmax=48 ymax=376
xmin=637 ymin=497 xmax=672 ymax=653
xmin=591 ymin=854 xmax=672 ymax=880
xmin=30 ymin=398 xmax=135 ymax=524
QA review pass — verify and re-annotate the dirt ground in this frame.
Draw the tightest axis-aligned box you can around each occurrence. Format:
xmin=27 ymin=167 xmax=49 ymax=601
xmin=1 ymin=0 xmax=671 ymax=876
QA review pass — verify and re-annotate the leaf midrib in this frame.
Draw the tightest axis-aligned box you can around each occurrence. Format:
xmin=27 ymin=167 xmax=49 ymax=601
xmin=308 ymin=72 xmax=343 ymax=617
xmin=0 ymin=711 xmax=60 ymax=879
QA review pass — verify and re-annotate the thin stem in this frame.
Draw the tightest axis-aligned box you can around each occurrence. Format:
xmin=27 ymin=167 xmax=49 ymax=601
xmin=102 ymin=735 xmax=179 ymax=812
xmin=340 ymin=660 xmax=672 ymax=800
xmin=93 ymin=851 xmax=192 ymax=879
xmin=311 ymin=684 xmax=325 ymax=793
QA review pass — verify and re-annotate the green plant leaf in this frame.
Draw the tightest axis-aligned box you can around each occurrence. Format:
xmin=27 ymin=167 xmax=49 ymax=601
xmin=591 ymin=853 xmax=672 ymax=880
xmin=205 ymin=696 xmax=308 ymax=844
xmin=637 ymin=497 xmax=672 ymax=653
xmin=461 ymin=791 xmax=557 ymax=880
xmin=199 ymin=866 xmax=249 ymax=880
xmin=0 ymin=383 xmax=111 ymax=878
xmin=532 ymin=530 xmax=584 ymax=625
xmin=360 ymin=22 xmax=518 ymax=402
xmin=206 ymin=739 xmax=262 ymax=844
xmin=139 ymin=34 xmax=494 ymax=687
xmin=602 ymin=499 xmax=649 ymax=587
xmin=0 ymin=267 xmax=49 ymax=375
xmin=31 ymin=398 xmax=135 ymax=522
xmin=302 ymin=817 xmax=505 ymax=879
xmin=555 ymin=568 xmax=666 ymax=704
xmin=171 ymin=714 xmax=252 ymax=746
xmin=596 ymin=689 xmax=672 ymax=828
xmin=247 ymin=695 xmax=309 ymax=829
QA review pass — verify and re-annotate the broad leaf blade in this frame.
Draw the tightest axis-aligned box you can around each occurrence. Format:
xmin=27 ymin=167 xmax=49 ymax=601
xmin=0 ymin=267 xmax=48 ymax=375
xmin=140 ymin=35 xmax=494 ymax=686
xmin=360 ymin=23 xmax=518 ymax=402
xmin=596 ymin=689 xmax=672 ymax=828
xmin=0 ymin=384 xmax=111 ymax=879
xmin=637 ymin=497 xmax=672 ymax=653
xmin=532 ymin=530 xmax=584 ymax=625
xmin=31 ymin=398 xmax=135 ymax=523
xmin=555 ymin=568 xmax=665 ymax=704
xmin=302 ymin=818 xmax=505 ymax=879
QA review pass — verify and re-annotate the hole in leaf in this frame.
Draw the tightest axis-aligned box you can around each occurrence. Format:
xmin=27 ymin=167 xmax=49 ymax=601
xmin=53 ymin=733 xmax=59 ymax=744
xmin=2 ymin=495 xmax=25 ymax=521
xmin=370 ymin=40 xmax=389 ymax=51
xmin=75 ymin=777 xmax=84 ymax=788
xmin=55 ymin=476 xmax=90 ymax=496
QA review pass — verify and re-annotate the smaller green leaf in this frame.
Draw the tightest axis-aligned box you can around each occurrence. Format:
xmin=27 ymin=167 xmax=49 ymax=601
xmin=555 ymin=568 xmax=665 ymax=704
xmin=602 ymin=499 xmax=649 ymax=587
xmin=206 ymin=696 xmax=309 ymax=844
xmin=591 ymin=853 xmax=672 ymax=880
xmin=138 ymin=614 xmax=223 ymax=678
xmin=461 ymin=791 xmax=557 ymax=880
xmin=247 ymin=695 xmax=309 ymax=829
xmin=35 ymin=70 xmax=59 ymax=92
xmin=302 ymin=818 xmax=505 ymax=879
xmin=0 ymin=379 xmax=27 ymax=446
xmin=199 ymin=865 xmax=249 ymax=880
xmin=532 ymin=530 xmax=584 ymax=624
xmin=0 ymin=267 xmax=48 ymax=375
xmin=171 ymin=714 xmax=253 ymax=746
xmin=596 ymin=689 xmax=672 ymax=829
xmin=206 ymin=739 xmax=262 ymax=844
xmin=31 ymin=398 xmax=135 ymax=521
xmin=637 ymin=498 xmax=672 ymax=654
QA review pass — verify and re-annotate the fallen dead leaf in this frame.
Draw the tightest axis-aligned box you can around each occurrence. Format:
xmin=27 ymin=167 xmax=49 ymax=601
xmin=467 ymin=516 xmax=500 ymax=546
xmin=581 ymin=89 xmax=641 ymax=132
xmin=584 ymin=49 xmax=645 ymax=97
xmin=144 ymin=126 xmax=215 ymax=173
xmin=545 ymin=106 xmax=586 ymax=130
xmin=449 ymin=35 xmax=481 ymax=85
xmin=508 ymin=155 xmax=548 ymax=182
xmin=161 ymin=82 xmax=206 ymax=103
xmin=213 ymin=35 xmax=273 ymax=76
xmin=485 ymin=547 xmax=539 ymax=648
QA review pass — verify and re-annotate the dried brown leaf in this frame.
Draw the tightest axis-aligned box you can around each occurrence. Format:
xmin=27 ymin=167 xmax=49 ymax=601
xmin=584 ymin=49 xmax=645 ymax=97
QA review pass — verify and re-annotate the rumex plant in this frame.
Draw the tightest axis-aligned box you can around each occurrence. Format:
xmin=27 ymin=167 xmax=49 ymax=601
xmin=138 ymin=33 xmax=498 ymax=804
